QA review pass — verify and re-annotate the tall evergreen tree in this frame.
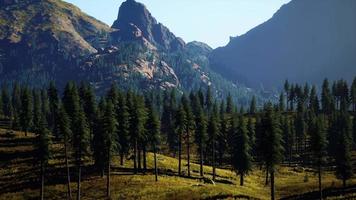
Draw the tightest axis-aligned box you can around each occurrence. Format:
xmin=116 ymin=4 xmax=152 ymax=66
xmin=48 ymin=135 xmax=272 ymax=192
xmin=176 ymin=103 xmax=186 ymax=176
xmin=351 ymin=77 xmax=356 ymax=112
xmin=250 ymin=96 xmax=257 ymax=114
xmin=58 ymin=105 xmax=73 ymax=199
xmin=260 ymin=103 xmax=283 ymax=200
xmin=195 ymin=104 xmax=207 ymax=177
xmin=232 ymin=115 xmax=252 ymax=186
xmin=12 ymin=82 xmax=22 ymax=129
xmin=73 ymin=106 xmax=90 ymax=200
xmin=310 ymin=115 xmax=328 ymax=200
xmin=334 ymin=111 xmax=353 ymax=187
xmin=34 ymin=113 xmax=51 ymax=200
xmin=117 ymin=92 xmax=130 ymax=165
xmin=321 ymin=79 xmax=333 ymax=115
xmin=207 ymin=103 xmax=219 ymax=181
xmin=48 ymin=81 xmax=60 ymax=136
xmin=1 ymin=86 xmax=12 ymax=118
xmin=247 ymin=117 xmax=256 ymax=157
xmin=20 ymin=86 xmax=32 ymax=136
xmin=146 ymin=103 xmax=161 ymax=181
xmin=101 ymin=101 xmax=118 ymax=198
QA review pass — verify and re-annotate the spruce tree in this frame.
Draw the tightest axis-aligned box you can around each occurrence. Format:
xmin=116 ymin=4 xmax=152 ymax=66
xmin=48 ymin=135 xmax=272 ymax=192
xmin=321 ymin=79 xmax=333 ymax=115
xmin=73 ymin=106 xmax=90 ymax=200
xmin=278 ymin=93 xmax=285 ymax=112
xmin=261 ymin=103 xmax=283 ymax=200
xmin=247 ymin=116 xmax=256 ymax=158
xmin=117 ymin=92 xmax=130 ymax=165
xmin=102 ymin=101 xmax=118 ymax=198
xmin=34 ymin=113 xmax=51 ymax=200
xmin=207 ymin=103 xmax=219 ymax=181
xmin=195 ymin=104 xmax=207 ymax=177
xmin=58 ymin=105 xmax=73 ymax=199
xmin=146 ymin=103 xmax=161 ymax=181
xmin=232 ymin=115 xmax=252 ymax=186
xmin=310 ymin=115 xmax=328 ymax=200
xmin=182 ymin=94 xmax=195 ymax=177
xmin=20 ymin=86 xmax=32 ymax=136
xmin=176 ymin=103 xmax=186 ymax=176
xmin=334 ymin=111 xmax=353 ymax=187
xmin=281 ymin=116 xmax=293 ymax=165
xmin=48 ymin=81 xmax=60 ymax=136
xmin=93 ymin=98 xmax=106 ymax=176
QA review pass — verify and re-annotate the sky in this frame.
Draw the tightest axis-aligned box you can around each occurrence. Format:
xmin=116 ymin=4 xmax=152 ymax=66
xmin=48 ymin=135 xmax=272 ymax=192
xmin=64 ymin=0 xmax=291 ymax=48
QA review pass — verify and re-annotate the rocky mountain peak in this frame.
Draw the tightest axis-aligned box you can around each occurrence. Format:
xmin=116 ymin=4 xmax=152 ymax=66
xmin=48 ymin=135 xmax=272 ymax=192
xmin=111 ymin=0 xmax=185 ymax=52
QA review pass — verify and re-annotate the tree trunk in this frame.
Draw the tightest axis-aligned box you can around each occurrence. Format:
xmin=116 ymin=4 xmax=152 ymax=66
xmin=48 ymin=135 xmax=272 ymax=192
xmin=40 ymin=160 xmax=44 ymax=200
xmin=138 ymin=148 xmax=142 ymax=172
xmin=318 ymin=165 xmax=322 ymax=200
xmin=65 ymin=140 xmax=72 ymax=200
xmin=77 ymin=164 xmax=81 ymax=200
xmin=200 ymin=145 xmax=204 ymax=177
xmin=143 ymin=145 xmax=147 ymax=174
xmin=25 ymin=130 xmax=27 ymax=137
xmin=240 ymin=174 xmax=244 ymax=186
xmin=265 ymin=168 xmax=269 ymax=185
xmin=178 ymin=133 xmax=182 ymax=176
xmin=134 ymin=139 xmax=137 ymax=174
xmin=120 ymin=152 xmax=124 ymax=166
xmin=271 ymin=169 xmax=275 ymax=200
xmin=107 ymin=151 xmax=110 ymax=198
xmin=212 ymin=140 xmax=216 ymax=181
xmin=154 ymin=146 xmax=158 ymax=182
xmin=187 ymin=132 xmax=191 ymax=177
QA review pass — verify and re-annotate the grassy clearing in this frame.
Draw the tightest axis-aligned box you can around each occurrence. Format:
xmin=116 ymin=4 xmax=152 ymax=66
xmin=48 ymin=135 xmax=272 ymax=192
xmin=0 ymin=129 xmax=355 ymax=200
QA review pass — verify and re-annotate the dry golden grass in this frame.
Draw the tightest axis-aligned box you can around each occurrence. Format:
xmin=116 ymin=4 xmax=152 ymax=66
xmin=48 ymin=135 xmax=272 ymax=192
xmin=0 ymin=128 xmax=355 ymax=200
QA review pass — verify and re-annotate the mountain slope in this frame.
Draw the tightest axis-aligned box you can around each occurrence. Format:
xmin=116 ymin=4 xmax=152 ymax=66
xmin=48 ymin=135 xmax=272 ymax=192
xmin=0 ymin=0 xmax=258 ymax=105
xmin=210 ymin=0 xmax=356 ymax=89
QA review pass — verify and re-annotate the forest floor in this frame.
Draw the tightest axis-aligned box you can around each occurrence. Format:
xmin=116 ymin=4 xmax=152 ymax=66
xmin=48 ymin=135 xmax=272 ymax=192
xmin=1 ymin=128 xmax=356 ymax=200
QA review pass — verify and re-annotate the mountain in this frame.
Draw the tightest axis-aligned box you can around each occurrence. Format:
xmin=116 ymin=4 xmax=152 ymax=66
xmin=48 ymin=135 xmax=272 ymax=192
xmin=0 ymin=0 xmax=258 ymax=104
xmin=210 ymin=0 xmax=356 ymax=89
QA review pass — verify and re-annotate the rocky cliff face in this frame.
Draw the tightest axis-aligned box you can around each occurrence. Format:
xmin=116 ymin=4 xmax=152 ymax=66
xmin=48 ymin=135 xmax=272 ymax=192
xmin=111 ymin=0 xmax=185 ymax=52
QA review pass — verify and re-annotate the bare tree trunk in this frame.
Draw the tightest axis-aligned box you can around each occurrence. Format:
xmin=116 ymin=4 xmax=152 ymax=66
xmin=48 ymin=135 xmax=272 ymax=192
xmin=120 ymin=152 xmax=124 ymax=166
xmin=107 ymin=151 xmax=110 ymax=198
xmin=187 ymin=132 xmax=191 ymax=177
xmin=318 ymin=165 xmax=322 ymax=200
xmin=265 ymin=167 xmax=269 ymax=185
xmin=40 ymin=160 xmax=44 ymax=200
xmin=77 ymin=164 xmax=81 ymax=200
xmin=271 ymin=169 xmax=275 ymax=200
xmin=143 ymin=145 xmax=147 ymax=174
xmin=200 ymin=145 xmax=204 ymax=177
xmin=138 ymin=148 xmax=142 ymax=172
xmin=134 ymin=139 xmax=137 ymax=174
xmin=178 ymin=133 xmax=182 ymax=176
xmin=240 ymin=174 xmax=244 ymax=186
xmin=65 ymin=140 xmax=72 ymax=199
xmin=154 ymin=145 xmax=158 ymax=182
xmin=212 ymin=140 xmax=216 ymax=181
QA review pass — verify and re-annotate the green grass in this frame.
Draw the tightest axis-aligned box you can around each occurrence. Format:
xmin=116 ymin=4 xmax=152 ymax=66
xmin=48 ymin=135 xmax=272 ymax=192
xmin=0 ymin=128 xmax=355 ymax=200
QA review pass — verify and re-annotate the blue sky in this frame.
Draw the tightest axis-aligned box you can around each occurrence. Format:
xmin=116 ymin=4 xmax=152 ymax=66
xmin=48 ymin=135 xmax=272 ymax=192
xmin=64 ymin=0 xmax=291 ymax=48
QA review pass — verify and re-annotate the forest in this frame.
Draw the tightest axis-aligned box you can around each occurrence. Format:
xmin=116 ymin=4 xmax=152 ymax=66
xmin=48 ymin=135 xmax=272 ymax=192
xmin=0 ymin=77 xmax=356 ymax=200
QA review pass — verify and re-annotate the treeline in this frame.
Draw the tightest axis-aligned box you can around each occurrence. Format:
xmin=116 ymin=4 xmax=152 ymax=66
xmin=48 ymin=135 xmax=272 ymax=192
xmin=0 ymin=77 xmax=355 ymax=200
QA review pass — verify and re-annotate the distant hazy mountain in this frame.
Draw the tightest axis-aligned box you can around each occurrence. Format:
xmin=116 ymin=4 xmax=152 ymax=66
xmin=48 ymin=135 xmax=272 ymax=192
xmin=210 ymin=0 xmax=356 ymax=89
xmin=0 ymin=0 xmax=256 ymax=104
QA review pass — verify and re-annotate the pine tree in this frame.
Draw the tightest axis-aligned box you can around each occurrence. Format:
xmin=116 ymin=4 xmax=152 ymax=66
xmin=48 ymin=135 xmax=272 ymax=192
xmin=250 ymin=96 xmax=257 ymax=114
xmin=351 ymin=77 xmax=356 ymax=112
xmin=281 ymin=116 xmax=293 ymax=165
xmin=261 ymin=103 xmax=283 ymax=200
xmin=195 ymin=104 xmax=207 ymax=177
xmin=73 ymin=106 xmax=90 ymax=200
xmin=232 ymin=115 xmax=252 ymax=186
xmin=79 ymin=83 xmax=97 ymax=144
xmin=181 ymin=94 xmax=195 ymax=177
xmin=176 ymin=103 xmax=186 ymax=176
xmin=1 ymin=85 xmax=12 ymax=118
xmin=146 ymin=103 xmax=161 ymax=181
xmin=226 ymin=93 xmax=234 ymax=114
xmin=321 ymin=79 xmax=333 ymax=115
xmin=207 ymin=103 xmax=219 ymax=181
xmin=205 ymin=86 xmax=213 ymax=113
xmin=34 ymin=113 xmax=51 ymax=200
xmin=48 ymin=81 xmax=60 ymax=136
xmin=102 ymin=101 xmax=118 ymax=198
xmin=58 ymin=105 xmax=73 ymax=199
xmin=309 ymin=86 xmax=320 ymax=114
xmin=279 ymin=93 xmax=285 ymax=112
xmin=32 ymin=90 xmax=42 ymax=132
xmin=20 ymin=86 xmax=32 ymax=136
xmin=93 ymin=97 xmax=106 ymax=176
xmin=117 ymin=92 xmax=130 ymax=165
xmin=334 ymin=111 xmax=353 ymax=187
xmin=247 ymin=116 xmax=256 ymax=157
xmin=12 ymin=82 xmax=21 ymax=129
xmin=310 ymin=115 xmax=328 ymax=200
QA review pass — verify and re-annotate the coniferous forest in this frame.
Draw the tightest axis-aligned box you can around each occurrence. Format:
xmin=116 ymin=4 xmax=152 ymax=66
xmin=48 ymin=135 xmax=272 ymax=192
xmin=0 ymin=78 xmax=356 ymax=199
